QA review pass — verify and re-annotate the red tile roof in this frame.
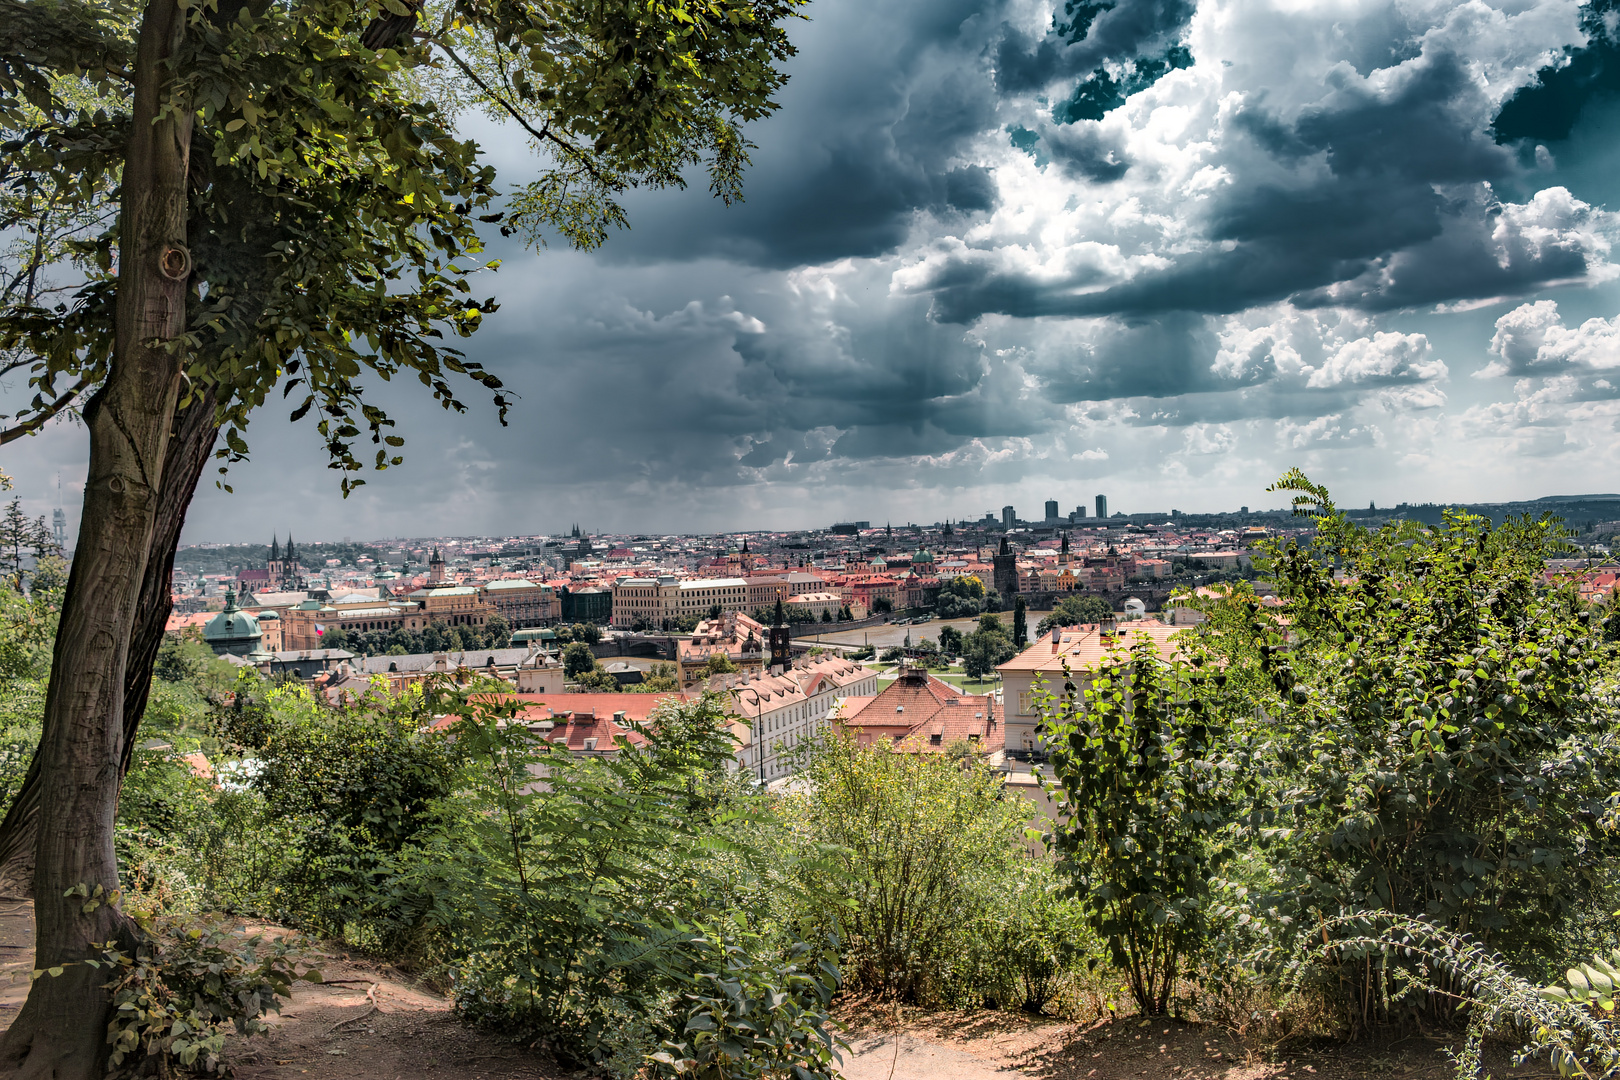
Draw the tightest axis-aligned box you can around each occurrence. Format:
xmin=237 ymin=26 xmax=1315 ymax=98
xmin=836 ymin=668 xmax=997 ymax=752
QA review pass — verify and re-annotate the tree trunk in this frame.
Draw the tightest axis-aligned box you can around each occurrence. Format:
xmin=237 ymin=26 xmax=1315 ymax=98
xmin=0 ymin=392 xmax=217 ymax=899
xmin=0 ymin=0 xmax=191 ymax=1071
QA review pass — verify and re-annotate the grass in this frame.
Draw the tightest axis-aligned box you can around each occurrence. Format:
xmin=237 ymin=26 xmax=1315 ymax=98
xmin=930 ymin=672 xmax=1000 ymax=693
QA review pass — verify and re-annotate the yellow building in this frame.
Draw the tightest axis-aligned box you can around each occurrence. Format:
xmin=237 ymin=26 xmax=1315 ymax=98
xmin=611 ymin=576 xmax=750 ymax=628
xmin=996 ymin=621 xmax=1180 ymax=756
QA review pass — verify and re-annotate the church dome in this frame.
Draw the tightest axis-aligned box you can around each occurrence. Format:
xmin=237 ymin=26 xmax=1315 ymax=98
xmin=913 ymin=548 xmax=935 ymax=564
xmin=203 ymin=590 xmax=263 ymax=656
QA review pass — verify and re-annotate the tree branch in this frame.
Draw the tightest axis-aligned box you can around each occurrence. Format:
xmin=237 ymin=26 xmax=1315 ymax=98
xmin=0 ymin=376 xmax=91 ymax=445
xmin=431 ymin=39 xmax=615 ymax=189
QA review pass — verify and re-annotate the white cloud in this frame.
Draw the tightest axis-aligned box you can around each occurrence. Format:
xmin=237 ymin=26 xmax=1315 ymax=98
xmin=1307 ymin=331 xmax=1447 ymax=387
xmin=1183 ymin=423 xmax=1238 ymax=454
xmin=1484 ymin=299 xmax=1620 ymax=376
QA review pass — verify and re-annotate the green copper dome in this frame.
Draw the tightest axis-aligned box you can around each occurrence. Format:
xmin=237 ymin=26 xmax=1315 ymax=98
xmin=912 ymin=548 xmax=935 ymax=564
xmin=203 ymin=590 xmax=263 ymax=656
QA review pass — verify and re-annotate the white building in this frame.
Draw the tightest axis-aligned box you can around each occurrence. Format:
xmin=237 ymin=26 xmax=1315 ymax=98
xmin=722 ymin=656 xmax=878 ymax=780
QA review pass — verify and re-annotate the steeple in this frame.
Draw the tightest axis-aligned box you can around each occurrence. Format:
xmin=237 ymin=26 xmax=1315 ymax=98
xmin=1061 ymin=531 xmax=1069 ymax=553
xmin=285 ymin=533 xmax=296 ymax=563
xmin=270 ymin=535 xmax=280 ymax=561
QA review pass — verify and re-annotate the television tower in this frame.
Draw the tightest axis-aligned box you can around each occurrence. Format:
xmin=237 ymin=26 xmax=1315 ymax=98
xmin=51 ymin=474 xmax=68 ymax=553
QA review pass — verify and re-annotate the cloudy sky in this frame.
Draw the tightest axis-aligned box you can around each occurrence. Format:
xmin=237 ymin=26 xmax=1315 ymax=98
xmin=9 ymin=0 xmax=1620 ymax=540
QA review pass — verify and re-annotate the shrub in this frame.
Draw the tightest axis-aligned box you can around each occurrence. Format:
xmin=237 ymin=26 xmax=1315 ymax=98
xmin=395 ymin=693 xmax=841 ymax=1075
xmin=1188 ymin=471 xmax=1620 ymax=1027
xmin=1037 ymin=639 xmax=1250 ymax=1015
xmin=788 ymin=735 xmax=1028 ymax=1004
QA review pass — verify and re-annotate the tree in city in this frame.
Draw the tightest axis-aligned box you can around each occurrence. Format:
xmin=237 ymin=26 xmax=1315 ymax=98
xmin=937 ymin=624 xmax=964 ymax=657
xmin=483 ymin=615 xmax=510 ymax=649
xmin=820 ymin=608 xmax=833 ymax=622
xmin=706 ymin=652 xmax=737 ymax=676
xmin=0 ymin=499 xmax=59 ymax=588
xmin=960 ymin=615 xmax=1016 ymax=680
xmin=1 ymin=2 xmax=803 ymax=1069
xmin=872 ymin=597 xmax=894 ymax=614
xmin=571 ymin=622 xmax=603 ymax=646
xmin=630 ymin=661 xmax=681 ymax=693
xmin=1012 ymin=596 xmax=1028 ymax=648
xmin=934 ymin=575 xmax=984 ymax=619
xmin=561 ymin=642 xmax=597 ymax=681
xmin=1036 ymin=594 xmax=1114 ymax=635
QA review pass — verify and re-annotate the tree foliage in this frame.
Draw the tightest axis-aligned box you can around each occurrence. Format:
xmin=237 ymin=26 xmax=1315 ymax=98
xmin=1036 ymin=595 xmax=1113 ymax=636
xmin=1183 ymin=470 xmax=1620 ymax=1024
xmin=1036 ymin=638 xmax=1251 ymax=1015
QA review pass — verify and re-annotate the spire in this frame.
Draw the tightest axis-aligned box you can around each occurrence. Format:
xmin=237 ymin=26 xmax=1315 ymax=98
xmin=270 ymin=535 xmax=280 ymax=561
xmin=286 ymin=533 xmax=296 ymax=562
xmin=999 ymin=536 xmax=1011 ymax=556
xmin=1061 ymin=531 xmax=1069 ymax=553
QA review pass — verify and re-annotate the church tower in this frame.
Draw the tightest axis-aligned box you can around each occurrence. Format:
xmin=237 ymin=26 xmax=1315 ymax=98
xmin=993 ymin=536 xmax=1020 ymax=596
xmin=1058 ymin=531 xmax=1071 ymax=566
xmin=429 ymin=548 xmax=446 ymax=584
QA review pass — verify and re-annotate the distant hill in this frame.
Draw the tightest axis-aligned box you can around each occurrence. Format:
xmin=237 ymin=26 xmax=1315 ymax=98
xmin=174 ymin=541 xmax=391 ymax=576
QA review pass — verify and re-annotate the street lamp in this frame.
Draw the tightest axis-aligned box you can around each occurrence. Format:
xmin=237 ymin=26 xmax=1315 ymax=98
xmin=731 ymin=685 xmax=767 ymax=785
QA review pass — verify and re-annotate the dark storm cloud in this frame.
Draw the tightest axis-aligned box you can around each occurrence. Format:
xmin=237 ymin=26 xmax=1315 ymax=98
xmin=909 ymin=50 xmax=1605 ymax=324
xmin=1042 ymin=123 xmax=1131 ymax=181
xmin=993 ymin=0 xmax=1197 ymax=94
xmin=1494 ymin=0 xmax=1620 ymax=143
xmin=602 ymin=0 xmax=1007 ymax=269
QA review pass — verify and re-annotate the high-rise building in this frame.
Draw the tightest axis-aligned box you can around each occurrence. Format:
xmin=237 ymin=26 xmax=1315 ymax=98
xmin=1002 ymin=505 xmax=1016 ymax=528
xmin=1095 ymin=494 xmax=1108 ymax=520
xmin=1044 ymin=499 xmax=1059 ymax=521
xmin=1074 ymin=506 xmax=1088 ymax=519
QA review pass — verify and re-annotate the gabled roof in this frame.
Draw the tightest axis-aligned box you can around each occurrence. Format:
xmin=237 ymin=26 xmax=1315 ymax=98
xmin=835 ymin=668 xmax=997 ymax=751
xmin=997 ymin=620 xmax=1180 ymax=676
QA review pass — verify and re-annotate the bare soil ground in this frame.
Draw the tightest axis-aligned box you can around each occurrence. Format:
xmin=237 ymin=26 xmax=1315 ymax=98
xmin=834 ymin=1004 xmax=1544 ymax=1080
xmin=0 ymin=903 xmax=1545 ymax=1080
xmin=0 ymin=901 xmax=563 ymax=1080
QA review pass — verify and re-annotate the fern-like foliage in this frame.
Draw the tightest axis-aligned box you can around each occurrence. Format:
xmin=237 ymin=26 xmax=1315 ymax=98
xmin=1317 ymin=913 xmax=1619 ymax=1078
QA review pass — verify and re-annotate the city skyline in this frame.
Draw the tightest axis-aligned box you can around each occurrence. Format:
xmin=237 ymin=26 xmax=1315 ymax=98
xmin=7 ymin=0 xmax=1620 ymax=540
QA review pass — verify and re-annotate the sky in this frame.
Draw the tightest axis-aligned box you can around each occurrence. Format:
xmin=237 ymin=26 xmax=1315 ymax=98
xmin=8 ymin=0 xmax=1620 ymax=541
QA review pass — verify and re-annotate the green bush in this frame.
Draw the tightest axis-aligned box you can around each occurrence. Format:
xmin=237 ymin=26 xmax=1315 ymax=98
xmin=786 ymin=734 xmax=1032 ymax=1005
xmin=1183 ymin=471 xmax=1620 ymax=1027
xmin=391 ymin=692 xmax=841 ymax=1076
xmin=1037 ymin=638 xmax=1250 ymax=1015
xmin=95 ymin=911 xmax=320 ymax=1077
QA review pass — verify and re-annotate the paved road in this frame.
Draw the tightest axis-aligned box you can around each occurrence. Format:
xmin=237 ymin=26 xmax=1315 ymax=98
xmin=800 ymin=612 xmax=1055 ymax=652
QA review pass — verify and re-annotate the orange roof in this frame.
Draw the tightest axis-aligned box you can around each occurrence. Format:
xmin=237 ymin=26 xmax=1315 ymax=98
xmin=165 ymin=612 xmax=215 ymax=633
xmin=998 ymin=620 xmax=1181 ymax=676
xmin=835 ymin=669 xmax=997 ymax=751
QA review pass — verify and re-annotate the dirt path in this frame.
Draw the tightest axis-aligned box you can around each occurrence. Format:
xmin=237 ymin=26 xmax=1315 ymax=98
xmin=834 ymin=1005 xmax=1536 ymax=1080
xmin=0 ymin=901 xmax=561 ymax=1080
xmin=0 ymin=903 xmax=1540 ymax=1080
